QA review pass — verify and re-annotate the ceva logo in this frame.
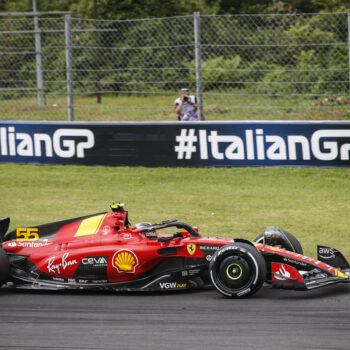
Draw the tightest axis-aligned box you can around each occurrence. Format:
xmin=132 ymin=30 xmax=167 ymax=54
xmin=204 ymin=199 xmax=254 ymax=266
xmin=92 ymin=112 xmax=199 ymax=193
xmin=0 ymin=127 xmax=94 ymax=159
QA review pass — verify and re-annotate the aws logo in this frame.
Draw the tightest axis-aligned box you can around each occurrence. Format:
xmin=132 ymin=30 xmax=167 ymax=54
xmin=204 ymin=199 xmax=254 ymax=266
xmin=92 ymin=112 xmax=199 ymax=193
xmin=318 ymin=246 xmax=335 ymax=259
xmin=112 ymin=249 xmax=139 ymax=273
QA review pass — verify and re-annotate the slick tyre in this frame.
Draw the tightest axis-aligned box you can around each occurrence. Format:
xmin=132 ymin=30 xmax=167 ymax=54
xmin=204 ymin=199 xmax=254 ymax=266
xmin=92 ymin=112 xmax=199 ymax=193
xmin=0 ymin=248 xmax=9 ymax=288
xmin=209 ymin=243 xmax=266 ymax=298
xmin=253 ymin=230 xmax=303 ymax=255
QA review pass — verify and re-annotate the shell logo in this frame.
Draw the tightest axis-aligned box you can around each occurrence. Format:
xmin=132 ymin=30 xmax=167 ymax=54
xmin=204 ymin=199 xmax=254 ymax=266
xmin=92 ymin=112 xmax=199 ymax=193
xmin=112 ymin=249 xmax=139 ymax=273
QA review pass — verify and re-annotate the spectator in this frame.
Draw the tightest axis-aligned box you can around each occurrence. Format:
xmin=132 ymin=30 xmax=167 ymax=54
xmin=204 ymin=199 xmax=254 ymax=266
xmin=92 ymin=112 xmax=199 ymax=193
xmin=174 ymin=88 xmax=199 ymax=121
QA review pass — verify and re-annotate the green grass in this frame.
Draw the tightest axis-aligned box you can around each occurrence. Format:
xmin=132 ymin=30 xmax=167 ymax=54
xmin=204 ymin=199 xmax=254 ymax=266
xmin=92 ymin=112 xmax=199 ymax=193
xmin=1 ymin=93 xmax=349 ymax=121
xmin=1 ymin=164 xmax=350 ymax=258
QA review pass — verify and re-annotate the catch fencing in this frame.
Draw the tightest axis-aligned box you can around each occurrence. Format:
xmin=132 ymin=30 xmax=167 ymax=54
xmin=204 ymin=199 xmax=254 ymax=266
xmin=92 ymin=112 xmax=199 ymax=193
xmin=0 ymin=12 xmax=349 ymax=121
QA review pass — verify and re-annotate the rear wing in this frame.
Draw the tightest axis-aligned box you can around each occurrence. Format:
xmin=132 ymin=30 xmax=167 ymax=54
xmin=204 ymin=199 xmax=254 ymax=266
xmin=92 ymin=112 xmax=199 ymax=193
xmin=0 ymin=217 xmax=10 ymax=243
xmin=3 ymin=212 xmax=106 ymax=242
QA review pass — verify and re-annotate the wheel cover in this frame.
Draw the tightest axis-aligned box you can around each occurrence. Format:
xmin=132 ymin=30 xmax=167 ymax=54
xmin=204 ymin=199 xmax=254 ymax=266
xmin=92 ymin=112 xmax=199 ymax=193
xmin=218 ymin=255 xmax=251 ymax=290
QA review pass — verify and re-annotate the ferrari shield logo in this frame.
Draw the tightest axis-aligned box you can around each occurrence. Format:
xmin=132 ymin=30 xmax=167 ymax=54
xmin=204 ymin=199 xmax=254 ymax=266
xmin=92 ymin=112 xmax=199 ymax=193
xmin=187 ymin=244 xmax=196 ymax=256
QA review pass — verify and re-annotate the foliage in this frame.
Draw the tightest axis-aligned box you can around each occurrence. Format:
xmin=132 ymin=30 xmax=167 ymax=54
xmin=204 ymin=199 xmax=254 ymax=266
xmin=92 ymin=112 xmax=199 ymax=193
xmin=1 ymin=0 xmax=350 ymax=19
xmin=1 ymin=1 xmax=349 ymax=113
xmin=185 ymin=55 xmax=242 ymax=90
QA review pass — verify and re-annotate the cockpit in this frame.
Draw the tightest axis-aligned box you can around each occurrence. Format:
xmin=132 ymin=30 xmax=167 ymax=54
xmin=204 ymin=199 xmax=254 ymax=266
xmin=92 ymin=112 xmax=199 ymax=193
xmin=133 ymin=220 xmax=201 ymax=242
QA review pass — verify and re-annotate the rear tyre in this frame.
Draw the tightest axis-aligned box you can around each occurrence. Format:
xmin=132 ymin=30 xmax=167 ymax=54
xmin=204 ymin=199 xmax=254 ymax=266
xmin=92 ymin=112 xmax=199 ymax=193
xmin=0 ymin=248 xmax=9 ymax=288
xmin=253 ymin=230 xmax=303 ymax=255
xmin=209 ymin=243 xmax=266 ymax=298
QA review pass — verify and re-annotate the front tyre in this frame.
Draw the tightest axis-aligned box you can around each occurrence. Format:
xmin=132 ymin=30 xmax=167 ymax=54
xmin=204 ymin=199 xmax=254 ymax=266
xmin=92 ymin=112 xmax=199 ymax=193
xmin=209 ymin=243 xmax=266 ymax=298
xmin=0 ymin=248 xmax=9 ymax=288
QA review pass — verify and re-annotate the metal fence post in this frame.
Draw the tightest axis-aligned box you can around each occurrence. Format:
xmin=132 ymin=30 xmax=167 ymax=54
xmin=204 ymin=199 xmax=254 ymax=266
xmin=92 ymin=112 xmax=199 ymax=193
xmin=194 ymin=12 xmax=204 ymax=120
xmin=65 ymin=14 xmax=74 ymax=121
xmin=348 ymin=10 xmax=350 ymax=93
xmin=32 ymin=0 xmax=45 ymax=107
xmin=93 ymin=0 xmax=101 ymax=104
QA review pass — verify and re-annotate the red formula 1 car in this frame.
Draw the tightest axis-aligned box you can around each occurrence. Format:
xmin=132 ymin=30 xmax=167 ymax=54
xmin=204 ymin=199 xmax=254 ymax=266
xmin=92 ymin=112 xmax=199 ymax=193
xmin=0 ymin=204 xmax=349 ymax=298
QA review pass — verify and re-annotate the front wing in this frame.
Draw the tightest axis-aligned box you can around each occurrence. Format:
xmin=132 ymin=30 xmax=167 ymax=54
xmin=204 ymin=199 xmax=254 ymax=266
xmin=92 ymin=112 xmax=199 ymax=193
xmin=260 ymin=244 xmax=350 ymax=291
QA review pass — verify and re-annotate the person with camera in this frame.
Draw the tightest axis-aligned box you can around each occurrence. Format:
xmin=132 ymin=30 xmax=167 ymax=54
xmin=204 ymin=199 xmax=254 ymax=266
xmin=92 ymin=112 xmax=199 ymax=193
xmin=174 ymin=88 xmax=199 ymax=121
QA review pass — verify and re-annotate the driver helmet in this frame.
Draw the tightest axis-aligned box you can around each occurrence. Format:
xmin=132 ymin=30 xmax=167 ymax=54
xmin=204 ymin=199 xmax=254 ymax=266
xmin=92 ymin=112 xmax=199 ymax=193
xmin=135 ymin=222 xmax=157 ymax=238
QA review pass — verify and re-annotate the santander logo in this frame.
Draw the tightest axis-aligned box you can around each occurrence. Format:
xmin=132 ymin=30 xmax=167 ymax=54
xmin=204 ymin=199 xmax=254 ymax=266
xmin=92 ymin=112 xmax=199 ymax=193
xmin=272 ymin=263 xmax=301 ymax=282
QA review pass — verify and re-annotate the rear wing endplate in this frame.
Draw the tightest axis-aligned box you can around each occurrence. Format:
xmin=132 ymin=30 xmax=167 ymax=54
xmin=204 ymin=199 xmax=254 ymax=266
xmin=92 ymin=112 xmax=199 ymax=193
xmin=0 ymin=217 xmax=10 ymax=242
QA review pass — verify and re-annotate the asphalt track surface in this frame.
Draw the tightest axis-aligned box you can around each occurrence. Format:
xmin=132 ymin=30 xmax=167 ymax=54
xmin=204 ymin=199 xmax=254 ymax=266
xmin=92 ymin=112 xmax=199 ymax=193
xmin=0 ymin=284 xmax=350 ymax=350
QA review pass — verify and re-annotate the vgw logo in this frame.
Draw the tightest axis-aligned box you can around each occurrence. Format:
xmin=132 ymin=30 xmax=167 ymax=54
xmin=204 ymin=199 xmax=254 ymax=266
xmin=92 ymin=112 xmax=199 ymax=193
xmin=159 ymin=282 xmax=187 ymax=289
xmin=0 ymin=127 xmax=94 ymax=159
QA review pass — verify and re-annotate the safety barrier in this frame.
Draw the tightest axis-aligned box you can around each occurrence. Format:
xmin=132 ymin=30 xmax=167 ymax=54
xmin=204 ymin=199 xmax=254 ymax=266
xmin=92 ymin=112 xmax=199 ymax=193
xmin=1 ymin=121 xmax=350 ymax=167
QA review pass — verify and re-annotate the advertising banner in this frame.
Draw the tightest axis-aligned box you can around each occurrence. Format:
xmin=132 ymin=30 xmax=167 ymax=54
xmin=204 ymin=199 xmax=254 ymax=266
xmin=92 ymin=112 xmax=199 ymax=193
xmin=1 ymin=121 xmax=350 ymax=167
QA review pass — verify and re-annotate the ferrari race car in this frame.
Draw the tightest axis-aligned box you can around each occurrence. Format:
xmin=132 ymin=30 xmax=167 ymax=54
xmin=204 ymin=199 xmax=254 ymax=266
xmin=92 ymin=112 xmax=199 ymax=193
xmin=0 ymin=203 xmax=349 ymax=298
